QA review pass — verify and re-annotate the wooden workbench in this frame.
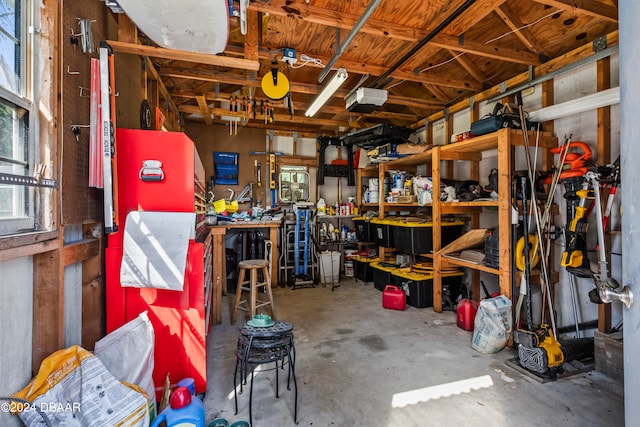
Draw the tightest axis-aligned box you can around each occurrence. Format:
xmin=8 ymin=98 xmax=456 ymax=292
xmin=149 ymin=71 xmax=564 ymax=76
xmin=207 ymin=219 xmax=281 ymax=325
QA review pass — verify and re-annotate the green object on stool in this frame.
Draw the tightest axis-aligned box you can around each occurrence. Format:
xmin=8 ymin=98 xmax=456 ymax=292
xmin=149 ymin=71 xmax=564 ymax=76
xmin=207 ymin=419 xmax=228 ymax=427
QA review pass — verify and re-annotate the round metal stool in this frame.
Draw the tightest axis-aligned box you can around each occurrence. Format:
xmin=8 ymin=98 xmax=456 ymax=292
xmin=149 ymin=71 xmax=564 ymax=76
xmin=233 ymin=320 xmax=297 ymax=425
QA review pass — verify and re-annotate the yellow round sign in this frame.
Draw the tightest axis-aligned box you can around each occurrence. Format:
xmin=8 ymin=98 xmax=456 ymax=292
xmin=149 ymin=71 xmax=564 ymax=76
xmin=261 ymin=69 xmax=290 ymax=100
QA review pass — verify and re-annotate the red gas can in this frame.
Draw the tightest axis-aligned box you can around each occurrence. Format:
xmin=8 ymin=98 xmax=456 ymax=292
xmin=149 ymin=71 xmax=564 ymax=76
xmin=456 ymin=299 xmax=478 ymax=331
xmin=383 ymin=285 xmax=406 ymax=311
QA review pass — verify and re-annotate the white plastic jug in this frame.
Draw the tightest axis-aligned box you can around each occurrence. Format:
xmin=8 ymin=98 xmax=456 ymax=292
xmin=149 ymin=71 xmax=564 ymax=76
xmin=317 ymin=197 xmax=326 ymax=215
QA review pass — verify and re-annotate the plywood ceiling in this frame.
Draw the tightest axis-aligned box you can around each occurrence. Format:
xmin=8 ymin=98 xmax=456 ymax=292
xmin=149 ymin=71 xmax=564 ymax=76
xmin=111 ymin=0 xmax=618 ymax=134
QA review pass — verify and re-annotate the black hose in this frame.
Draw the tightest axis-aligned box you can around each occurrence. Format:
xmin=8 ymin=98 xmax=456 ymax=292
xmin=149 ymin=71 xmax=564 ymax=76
xmin=0 ymin=397 xmax=53 ymax=427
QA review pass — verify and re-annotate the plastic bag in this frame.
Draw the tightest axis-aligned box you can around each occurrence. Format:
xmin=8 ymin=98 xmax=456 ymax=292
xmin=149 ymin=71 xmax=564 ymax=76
xmin=412 ymin=176 xmax=433 ymax=206
xmin=13 ymin=345 xmax=149 ymax=426
xmin=94 ymin=311 xmax=156 ymax=419
xmin=471 ymin=295 xmax=512 ymax=353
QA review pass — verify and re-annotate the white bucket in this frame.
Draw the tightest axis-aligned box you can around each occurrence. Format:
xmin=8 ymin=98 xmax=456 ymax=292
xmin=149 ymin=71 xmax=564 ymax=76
xmin=344 ymin=249 xmax=357 ymax=260
xmin=345 ymin=260 xmax=354 ymax=277
xmin=319 ymin=251 xmax=341 ymax=284
xmin=364 ymin=190 xmax=379 ymax=204
xmin=369 ymin=178 xmax=379 ymax=191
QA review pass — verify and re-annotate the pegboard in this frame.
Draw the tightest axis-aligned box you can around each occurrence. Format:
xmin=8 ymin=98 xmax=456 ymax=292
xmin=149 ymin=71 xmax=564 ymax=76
xmin=187 ymin=123 xmax=274 ymax=206
xmin=61 ymin=1 xmax=145 ymax=225
xmin=61 ymin=0 xmax=108 ymax=225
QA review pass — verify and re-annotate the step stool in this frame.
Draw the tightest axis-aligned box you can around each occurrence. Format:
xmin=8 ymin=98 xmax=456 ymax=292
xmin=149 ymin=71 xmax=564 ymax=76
xmin=231 ymin=259 xmax=276 ymax=324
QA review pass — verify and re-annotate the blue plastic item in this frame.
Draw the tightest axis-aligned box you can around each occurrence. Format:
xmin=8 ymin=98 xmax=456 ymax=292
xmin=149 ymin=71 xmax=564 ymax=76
xmin=150 ymin=385 xmax=205 ymax=427
xmin=178 ymin=377 xmax=196 ymax=395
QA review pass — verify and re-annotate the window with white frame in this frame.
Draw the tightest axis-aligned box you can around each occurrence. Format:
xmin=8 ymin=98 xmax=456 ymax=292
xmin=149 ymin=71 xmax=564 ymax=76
xmin=0 ymin=0 xmax=34 ymax=235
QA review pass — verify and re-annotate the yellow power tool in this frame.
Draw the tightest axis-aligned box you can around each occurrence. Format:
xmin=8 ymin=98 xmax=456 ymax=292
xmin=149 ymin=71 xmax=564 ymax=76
xmin=516 ymin=324 xmax=594 ymax=377
xmin=561 ymin=187 xmax=592 ymax=272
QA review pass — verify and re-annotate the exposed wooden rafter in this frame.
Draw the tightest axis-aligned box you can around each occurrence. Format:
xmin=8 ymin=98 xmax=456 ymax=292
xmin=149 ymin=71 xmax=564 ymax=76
xmin=533 ymin=0 xmax=617 ymax=22
xmin=196 ymin=95 xmax=212 ymax=125
xmin=162 ymin=69 xmax=445 ymax=109
xmin=248 ymin=1 xmax=541 ymax=65
xmin=107 ymin=40 xmax=261 ymax=70
xmin=447 ymin=50 xmax=487 ymax=84
xmin=178 ymin=104 xmax=353 ymax=129
xmin=495 ymin=3 xmax=545 ymax=54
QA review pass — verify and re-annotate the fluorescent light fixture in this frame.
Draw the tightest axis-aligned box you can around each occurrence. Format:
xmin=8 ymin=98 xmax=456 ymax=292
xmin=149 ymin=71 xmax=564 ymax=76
xmin=528 ymin=87 xmax=620 ymax=122
xmin=305 ymin=68 xmax=348 ymax=117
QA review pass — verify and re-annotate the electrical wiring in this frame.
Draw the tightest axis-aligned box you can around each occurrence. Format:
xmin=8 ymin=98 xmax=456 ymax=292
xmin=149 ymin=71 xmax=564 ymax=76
xmin=419 ymin=52 xmax=465 ymax=73
xmin=485 ymin=9 xmax=563 ymax=45
xmin=290 ymin=54 xmax=324 ymax=68
xmin=419 ymin=9 xmax=563 ymax=76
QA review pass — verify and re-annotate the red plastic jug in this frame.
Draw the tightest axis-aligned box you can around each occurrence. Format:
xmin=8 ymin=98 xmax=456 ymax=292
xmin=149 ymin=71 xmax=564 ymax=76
xmin=456 ymin=299 xmax=478 ymax=331
xmin=383 ymin=285 xmax=406 ymax=311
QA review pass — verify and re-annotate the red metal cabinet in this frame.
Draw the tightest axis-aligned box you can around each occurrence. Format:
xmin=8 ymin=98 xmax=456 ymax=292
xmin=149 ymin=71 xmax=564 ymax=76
xmin=106 ymin=129 xmax=208 ymax=400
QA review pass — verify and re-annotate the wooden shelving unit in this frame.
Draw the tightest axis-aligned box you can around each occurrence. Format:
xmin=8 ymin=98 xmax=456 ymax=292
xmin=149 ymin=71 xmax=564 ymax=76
xmin=356 ymin=128 xmax=558 ymax=312
xmin=432 ymin=128 xmax=557 ymax=312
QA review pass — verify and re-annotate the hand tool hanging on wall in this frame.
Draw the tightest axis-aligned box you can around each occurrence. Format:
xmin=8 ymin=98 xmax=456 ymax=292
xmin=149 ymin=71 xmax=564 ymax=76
xmin=264 ymin=99 xmax=269 ymax=124
xmin=584 ymin=170 xmax=632 ymax=308
xmin=594 ymin=156 xmax=620 ymax=244
xmin=561 ymin=179 xmax=592 ymax=276
xmin=269 ymin=153 xmax=277 ymax=207
xmin=252 ymin=97 xmax=257 ymax=119
xmin=257 ymin=162 xmax=262 ymax=188
xmin=520 ymin=175 xmax=534 ymax=332
xmin=99 ymin=42 xmax=119 ymax=233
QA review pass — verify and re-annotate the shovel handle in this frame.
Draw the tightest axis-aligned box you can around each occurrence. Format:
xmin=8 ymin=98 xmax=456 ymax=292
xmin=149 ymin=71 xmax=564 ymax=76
xmin=480 ymin=280 xmax=491 ymax=299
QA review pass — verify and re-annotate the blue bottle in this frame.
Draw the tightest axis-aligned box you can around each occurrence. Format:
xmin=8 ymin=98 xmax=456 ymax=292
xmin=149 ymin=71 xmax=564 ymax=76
xmin=150 ymin=384 xmax=205 ymax=427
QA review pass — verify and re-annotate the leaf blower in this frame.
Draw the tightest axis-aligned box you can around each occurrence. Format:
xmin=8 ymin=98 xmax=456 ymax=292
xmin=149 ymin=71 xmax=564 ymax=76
xmin=516 ymin=324 xmax=593 ymax=378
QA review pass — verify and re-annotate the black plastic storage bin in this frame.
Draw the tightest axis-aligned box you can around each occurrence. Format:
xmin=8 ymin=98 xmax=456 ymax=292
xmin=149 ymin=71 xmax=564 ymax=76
xmin=353 ymin=217 xmax=374 ymax=242
xmin=352 ymin=255 xmax=377 ymax=282
xmin=392 ymin=220 xmax=465 ymax=255
xmin=392 ymin=270 xmax=464 ymax=308
xmin=370 ymin=261 xmax=397 ymax=291
xmin=371 ymin=218 xmax=398 ymax=248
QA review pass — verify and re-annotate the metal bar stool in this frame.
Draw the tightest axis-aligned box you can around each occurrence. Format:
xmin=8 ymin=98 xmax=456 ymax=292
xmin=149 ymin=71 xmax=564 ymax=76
xmin=234 ymin=320 xmax=297 ymax=425
xmin=232 ymin=259 xmax=276 ymax=324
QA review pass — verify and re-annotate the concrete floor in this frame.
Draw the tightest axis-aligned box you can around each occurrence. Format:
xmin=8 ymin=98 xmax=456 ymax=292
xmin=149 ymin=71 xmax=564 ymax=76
xmin=203 ymin=279 xmax=624 ymax=427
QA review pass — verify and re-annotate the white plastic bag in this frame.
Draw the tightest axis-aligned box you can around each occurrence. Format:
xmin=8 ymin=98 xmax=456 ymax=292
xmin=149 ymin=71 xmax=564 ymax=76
xmin=471 ymin=295 xmax=512 ymax=353
xmin=94 ymin=311 xmax=156 ymax=418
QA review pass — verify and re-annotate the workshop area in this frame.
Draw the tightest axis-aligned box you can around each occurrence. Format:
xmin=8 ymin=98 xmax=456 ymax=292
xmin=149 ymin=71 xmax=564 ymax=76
xmin=0 ymin=1 xmax=637 ymax=426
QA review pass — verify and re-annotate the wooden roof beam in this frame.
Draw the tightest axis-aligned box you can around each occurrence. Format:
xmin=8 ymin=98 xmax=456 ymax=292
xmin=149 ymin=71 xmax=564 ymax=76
xmin=164 ymin=71 xmax=446 ymax=109
xmin=249 ymin=1 xmax=540 ymax=65
xmin=420 ymin=30 xmax=619 ymax=125
xmin=196 ymin=95 xmax=212 ymax=125
xmin=244 ymin=9 xmax=259 ymax=61
xmin=106 ymin=40 xmax=261 ymax=70
xmin=145 ymin=58 xmax=179 ymax=117
xmin=533 ymin=0 xmax=617 ymax=22
xmin=430 ymin=34 xmax=540 ymax=65
xmin=423 ymin=83 xmax=450 ymax=103
xmin=446 ymin=50 xmax=487 ymax=84
xmin=495 ymin=4 xmax=545 ymax=54
xmin=176 ymin=91 xmax=428 ymax=121
xmin=178 ymin=105 xmax=353 ymax=128
xmin=160 ymin=57 xmax=479 ymax=91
